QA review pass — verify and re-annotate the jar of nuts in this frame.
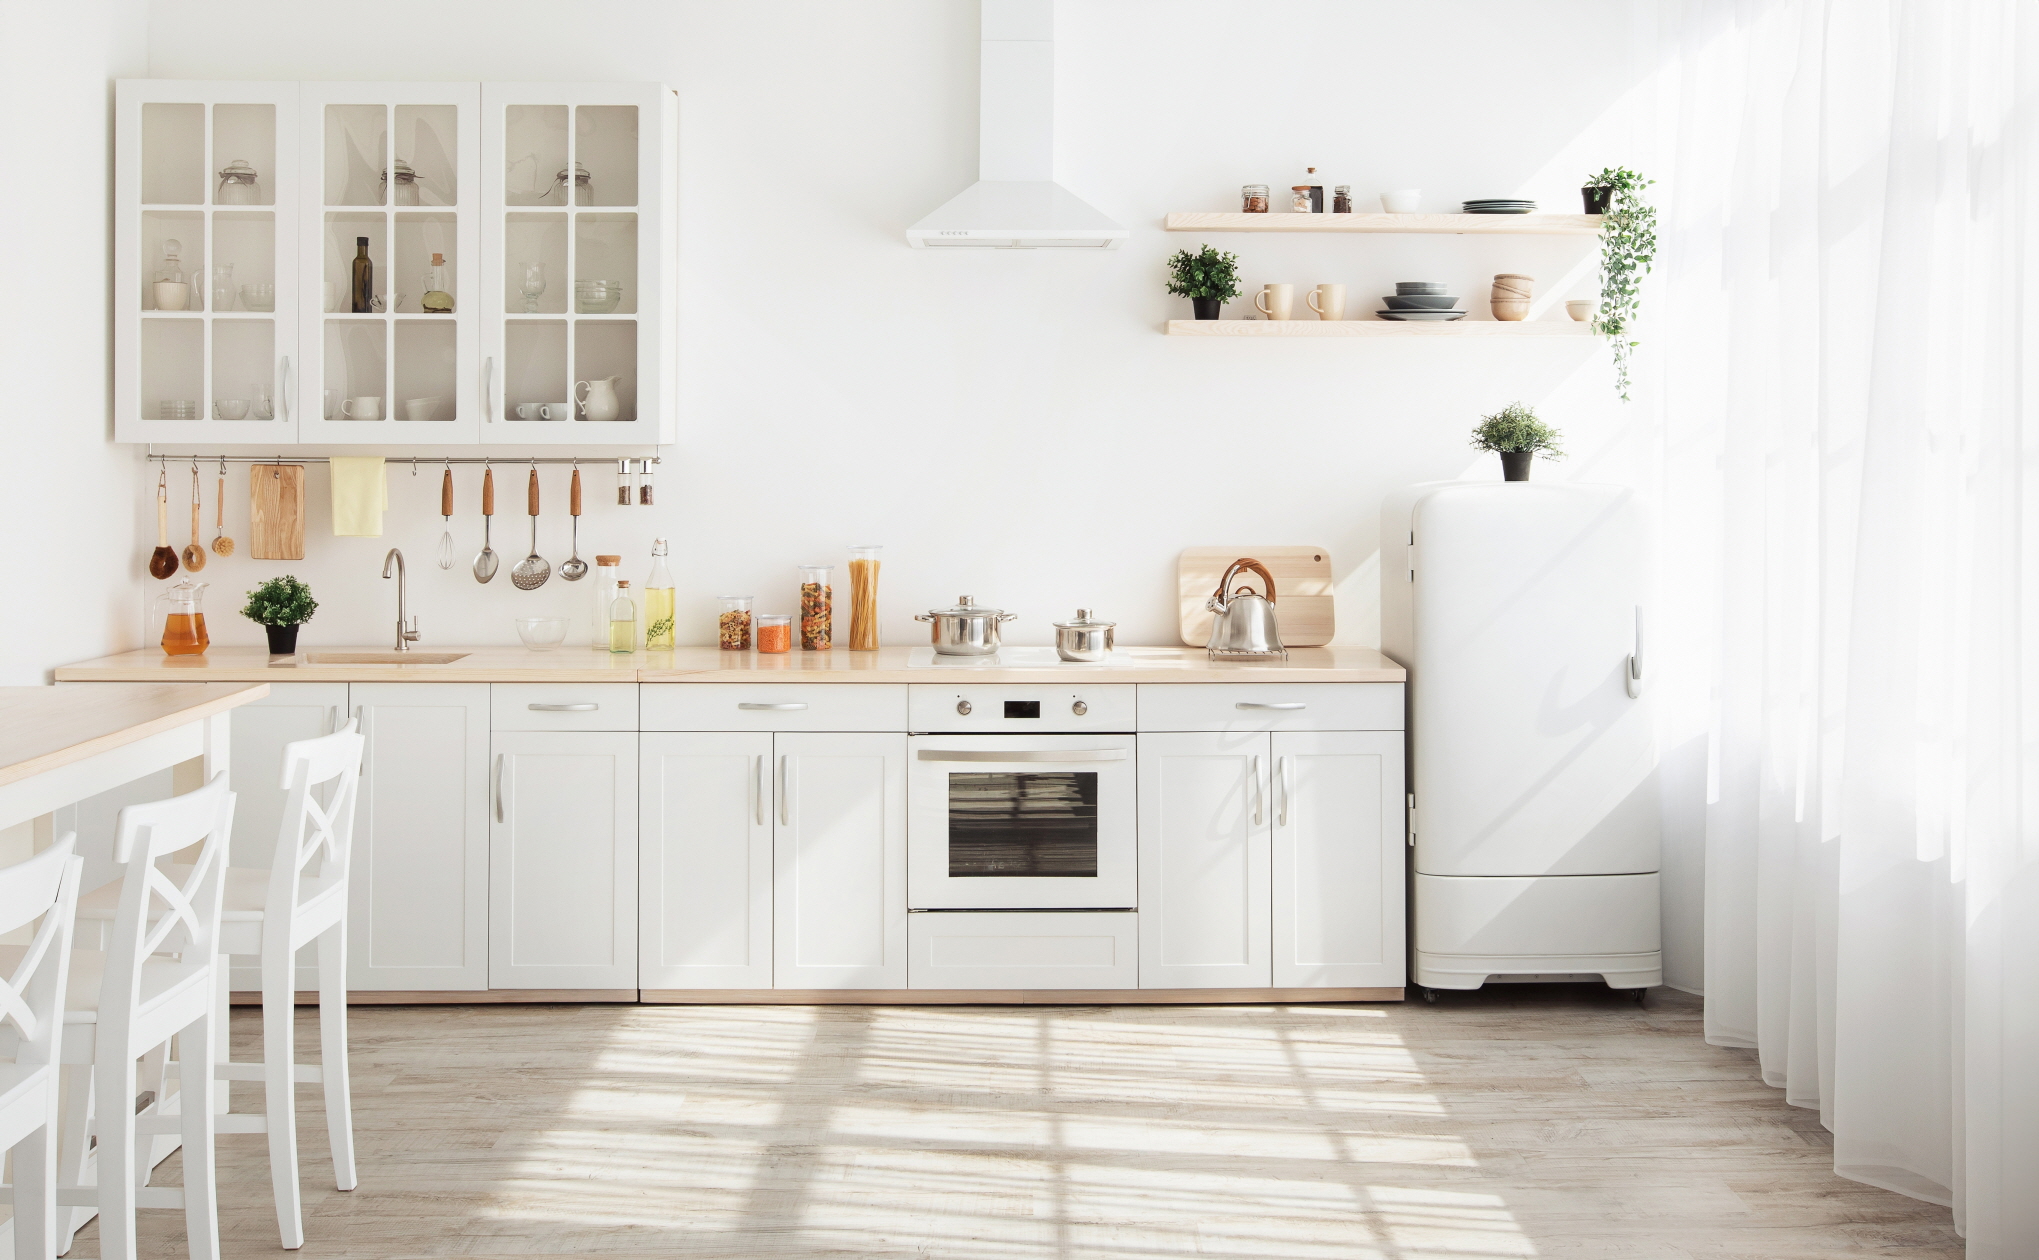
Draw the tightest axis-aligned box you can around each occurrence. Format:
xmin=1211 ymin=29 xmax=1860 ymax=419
xmin=717 ymin=595 xmax=754 ymax=651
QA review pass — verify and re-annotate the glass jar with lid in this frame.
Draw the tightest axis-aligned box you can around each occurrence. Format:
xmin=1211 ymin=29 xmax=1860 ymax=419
xmin=755 ymin=614 xmax=793 ymax=654
xmin=718 ymin=596 xmax=754 ymax=651
xmin=216 ymin=158 xmax=260 ymax=205
xmin=1333 ymin=184 xmax=1353 ymax=213
xmin=1241 ymin=184 xmax=1270 ymax=213
xmin=799 ymin=565 xmax=834 ymax=650
xmin=551 ymin=161 xmax=593 ymax=206
xmin=385 ymin=159 xmax=419 ymax=206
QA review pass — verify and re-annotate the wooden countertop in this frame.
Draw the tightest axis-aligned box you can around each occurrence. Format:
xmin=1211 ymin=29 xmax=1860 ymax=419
xmin=0 ymin=682 xmax=268 ymax=788
xmin=55 ymin=645 xmax=1405 ymax=685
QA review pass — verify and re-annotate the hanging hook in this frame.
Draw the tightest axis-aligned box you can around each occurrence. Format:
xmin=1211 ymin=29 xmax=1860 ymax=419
xmin=218 ymin=455 xmax=227 ymax=477
xmin=411 ymin=456 xmax=418 ymax=477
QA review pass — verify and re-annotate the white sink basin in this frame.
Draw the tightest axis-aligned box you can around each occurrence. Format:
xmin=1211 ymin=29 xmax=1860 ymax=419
xmin=304 ymin=652 xmax=470 ymax=665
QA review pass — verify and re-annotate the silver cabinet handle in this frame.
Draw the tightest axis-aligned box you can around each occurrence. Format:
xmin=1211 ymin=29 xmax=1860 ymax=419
xmin=1626 ymin=605 xmax=1646 ymax=699
xmin=494 ymin=753 xmax=508 ymax=823
xmin=1277 ymin=755 xmax=1293 ymax=827
xmin=1237 ymin=702 xmax=1306 ymax=710
xmin=917 ymin=748 xmax=1127 ymax=763
xmin=778 ymin=754 xmax=792 ymax=826
xmin=739 ymin=702 xmax=808 ymax=711
xmin=528 ymin=702 xmax=598 ymax=712
xmin=280 ymin=355 xmax=292 ymax=422
xmin=484 ymin=355 xmax=495 ymax=422
xmin=752 ymin=754 xmax=764 ymax=826
xmin=1250 ymin=755 xmax=1264 ymax=826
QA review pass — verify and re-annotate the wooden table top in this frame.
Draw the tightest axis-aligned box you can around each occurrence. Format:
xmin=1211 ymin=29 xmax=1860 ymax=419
xmin=0 ymin=682 xmax=268 ymax=789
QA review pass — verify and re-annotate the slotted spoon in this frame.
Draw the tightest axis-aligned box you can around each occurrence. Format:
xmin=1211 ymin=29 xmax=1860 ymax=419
xmin=511 ymin=467 xmax=551 ymax=590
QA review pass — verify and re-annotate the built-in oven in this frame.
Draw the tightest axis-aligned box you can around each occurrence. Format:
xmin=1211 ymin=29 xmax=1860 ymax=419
xmin=907 ymin=730 xmax=1138 ymax=909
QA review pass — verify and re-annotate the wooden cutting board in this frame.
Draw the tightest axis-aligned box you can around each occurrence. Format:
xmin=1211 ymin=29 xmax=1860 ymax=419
xmin=249 ymin=464 xmax=305 ymax=560
xmin=1178 ymin=546 xmax=1336 ymax=647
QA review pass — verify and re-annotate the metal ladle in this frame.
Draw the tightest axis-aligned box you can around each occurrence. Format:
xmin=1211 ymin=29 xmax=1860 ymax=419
xmin=473 ymin=463 xmax=499 ymax=583
xmin=559 ymin=465 xmax=588 ymax=581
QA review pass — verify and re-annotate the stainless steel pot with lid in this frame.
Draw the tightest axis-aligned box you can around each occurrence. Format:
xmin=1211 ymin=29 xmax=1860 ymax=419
xmin=915 ymin=595 xmax=1018 ymax=656
xmin=1052 ymin=609 xmax=1116 ymax=662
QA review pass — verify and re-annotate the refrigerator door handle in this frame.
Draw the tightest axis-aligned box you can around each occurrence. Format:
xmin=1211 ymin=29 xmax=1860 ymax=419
xmin=1626 ymin=605 xmax=1645 ymax=699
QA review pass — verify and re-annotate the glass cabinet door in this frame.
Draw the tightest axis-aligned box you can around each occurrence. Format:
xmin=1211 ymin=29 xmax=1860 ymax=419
xmin=115 ymin=81 xmax=298 ymax=443
xmin=482 ymin=84 xmax=673 ymax=445
xmin=296 ymin=83 xmax=481 ymax=445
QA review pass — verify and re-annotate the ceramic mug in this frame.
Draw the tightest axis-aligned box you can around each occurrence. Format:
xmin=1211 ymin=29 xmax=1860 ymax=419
xmin=537 ymin=402 xmax=575 ymax=421
xmin=1254 ymin=283 xmax=1295 ymax=321
xmin=1306 ymin=283 xmax=1346 ymax=321
xmin=404 ymin=397 xmax=437 ymax=423
xmin=515 ymin=402 xmax=543 ymax=420
xmin=1380 ymin=189 xmax=1422 ymax=214
xmin=341 ymin=396 xmax=382 ymax=421
xmin=1566 ymin=299 xmax=1600 ymax=322
xmin=213 ymin=399 xmax=249 ymax=421
xmin=322 ymin=388 xmax=337 ymax=420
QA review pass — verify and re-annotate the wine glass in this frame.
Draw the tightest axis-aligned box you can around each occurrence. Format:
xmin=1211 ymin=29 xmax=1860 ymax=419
xmin=520 ymin=262 xmax=547 ymax=313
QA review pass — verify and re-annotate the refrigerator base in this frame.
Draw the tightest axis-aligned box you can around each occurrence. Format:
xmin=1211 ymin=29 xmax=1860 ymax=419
xmin=1413 ymin=871 xmax=1662 ymax=990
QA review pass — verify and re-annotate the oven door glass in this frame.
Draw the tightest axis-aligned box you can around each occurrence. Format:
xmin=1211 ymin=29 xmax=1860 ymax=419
xmin=948 ymin=771 xmax=1098 ymax=877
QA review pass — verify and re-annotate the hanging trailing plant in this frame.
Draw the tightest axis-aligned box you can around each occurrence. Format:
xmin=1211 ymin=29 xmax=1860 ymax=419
xmin=1585 ymin=166 xmax=1657 ymax=401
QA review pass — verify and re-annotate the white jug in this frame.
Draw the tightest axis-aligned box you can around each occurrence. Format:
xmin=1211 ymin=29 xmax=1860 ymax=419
xmin=575 ymin=375 xmax=622 ymax=422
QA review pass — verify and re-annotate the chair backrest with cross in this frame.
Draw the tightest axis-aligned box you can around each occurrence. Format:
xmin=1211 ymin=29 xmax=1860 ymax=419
xmin=264 ymin=721 xmax=363 ymax=953
xmin=103 ymin=772 xmax=234 ymax=1017
xmin=0 ymin=836 xmax=83 ymax=1071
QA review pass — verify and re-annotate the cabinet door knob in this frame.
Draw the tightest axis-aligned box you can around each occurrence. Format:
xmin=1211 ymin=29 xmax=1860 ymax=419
xmin=1071 ymin=700 xmax=1088 ymax=715
xmin=956 ymin=700 xmax=972 ymax=715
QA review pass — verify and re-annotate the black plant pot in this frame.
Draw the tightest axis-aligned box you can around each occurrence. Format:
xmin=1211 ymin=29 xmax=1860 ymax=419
xmin=264 ymin=624 xmax=300 ymax=655
xmin=1500 ymin=451 xmax=1535 ymax=482
xmin=1191 ymin=296 xmax=1223 ymax=321
xmin=1582 ymin=186 xmax=1612 ymax=215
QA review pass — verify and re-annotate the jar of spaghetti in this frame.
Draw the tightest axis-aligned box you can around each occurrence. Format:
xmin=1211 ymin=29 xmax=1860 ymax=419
xmin=798 ymin=564 xmax=833 ymax=650
xmin=848 ymin=545 xmax=882 ymax=651
xmin=717 ymin=595 xmax=753 ymax=651
xmin=756 ymin=614 xmax=792 ymax=654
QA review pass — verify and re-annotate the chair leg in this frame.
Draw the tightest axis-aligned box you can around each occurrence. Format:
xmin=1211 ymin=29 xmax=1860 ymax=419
xmin=262 ymin=946 xmax=304 ymax=1249
xmin=93 ymin=1051 xmax=139 ymax=1260
xmin=14 ymin=1091 xmax=57 ymax=1260
xmin=55 ymin=1062 xmax=92 ymax=1255
xmin=178 ymin=1009 xmax=220 ymax=1260
xmin=317 ymin=922 xmax=356 ymax=1193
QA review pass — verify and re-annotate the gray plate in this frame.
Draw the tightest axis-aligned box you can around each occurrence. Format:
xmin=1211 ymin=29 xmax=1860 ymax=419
xmin=1382 ymin=295 xmax=1460 ymax=310
xmin=1394 ymin=282 xmax=1450 ymax=295
xmin=1462 ymin=207 xmax=1536 ymax=214
xmin=1376 ymin=309 xmax=1469 ymax=321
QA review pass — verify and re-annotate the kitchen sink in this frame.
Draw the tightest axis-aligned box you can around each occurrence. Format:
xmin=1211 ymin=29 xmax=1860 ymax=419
xmin=304 ymin=652 xmax=470 ymax=665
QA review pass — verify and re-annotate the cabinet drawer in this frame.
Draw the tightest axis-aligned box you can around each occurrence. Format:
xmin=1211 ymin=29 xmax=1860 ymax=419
xmin=491 ymin=684 xmax=639 ymax=731
xmin=1136 ymin=683 xmax=1404 ymax=732
xmin=641 ymin=684 xmax=907 ymax=732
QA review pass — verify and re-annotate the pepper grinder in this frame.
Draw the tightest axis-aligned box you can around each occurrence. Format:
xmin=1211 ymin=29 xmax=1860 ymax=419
xmin=638 ymin=459 xmax=654 ymax=506
xmin=616 ymin=458 xmax=634 ymax=506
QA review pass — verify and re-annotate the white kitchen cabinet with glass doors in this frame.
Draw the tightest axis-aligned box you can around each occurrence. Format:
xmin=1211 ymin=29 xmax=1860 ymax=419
xmin=114 ymin=80 xmax=675 ymax=446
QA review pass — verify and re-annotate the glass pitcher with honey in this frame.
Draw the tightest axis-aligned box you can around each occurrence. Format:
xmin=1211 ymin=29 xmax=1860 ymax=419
xmin=159 ymin=579 xmax=210 ymax=656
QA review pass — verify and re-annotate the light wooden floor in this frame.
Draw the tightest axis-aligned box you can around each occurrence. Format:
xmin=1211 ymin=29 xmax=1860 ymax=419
xmin=79 ymin=987 xmax=1961 ymax=1259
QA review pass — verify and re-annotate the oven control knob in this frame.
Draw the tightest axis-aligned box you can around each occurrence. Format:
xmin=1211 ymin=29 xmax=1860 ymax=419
xmin=1072 ymin=700 xmax=1088 ymax=716
xmin=956 ymin=700 xmax=972 ymax=715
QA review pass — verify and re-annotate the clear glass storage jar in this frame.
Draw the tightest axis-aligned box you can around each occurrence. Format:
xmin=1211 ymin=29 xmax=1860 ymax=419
xmin=798 ymin=565 xmax=833 ymax=650
xmin=718 ymin=596 xmax=754 ymax=651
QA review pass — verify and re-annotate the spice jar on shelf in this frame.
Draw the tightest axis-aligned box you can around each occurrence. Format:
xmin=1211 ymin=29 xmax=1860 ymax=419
xmin=1333 ymin=184 xmax=1352 ymax=213
xmin=799 ymin=564 xmax=833 ymax=650
xmin=756 ymin=614 xmax=792 ymax=654
xmin=718 ymin=596 xmax=754 ymax=651
xmin=1241 ymin=184 xmax=1269 ymax=213
xmin=847 ymin=545 xmax=882 ymax=651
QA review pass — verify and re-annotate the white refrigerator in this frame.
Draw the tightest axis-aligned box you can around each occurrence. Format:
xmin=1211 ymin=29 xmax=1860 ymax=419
xmin=1381 ymin=481 xmax=1661 ymax=992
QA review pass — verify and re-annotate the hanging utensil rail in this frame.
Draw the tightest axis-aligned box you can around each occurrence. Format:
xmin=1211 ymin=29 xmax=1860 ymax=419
xmin=145 ymin=452 xmax=662 ymax=467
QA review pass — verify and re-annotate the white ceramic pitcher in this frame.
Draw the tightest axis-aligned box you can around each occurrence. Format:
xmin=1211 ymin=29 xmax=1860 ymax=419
xmin=575 ymin=375 xmax=622 ymax=422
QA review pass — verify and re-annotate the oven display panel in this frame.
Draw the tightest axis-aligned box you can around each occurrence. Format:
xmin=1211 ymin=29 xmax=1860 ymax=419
xmin=947 ymin=771 xmax=1098 ymax=877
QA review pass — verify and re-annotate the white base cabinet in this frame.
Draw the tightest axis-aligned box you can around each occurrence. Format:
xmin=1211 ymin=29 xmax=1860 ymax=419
xmin=489 ymin=731 xmax=637 ymax=991
xmin=1137 ymin=733 xmax=1273 ymax=988
xmin=1270 ymin=732 xmax=1406 ymax=988
xmin=639 ymin=733 xmax=774 ymax=990
xmin=772 ymin=733 xmax=908 ymax=990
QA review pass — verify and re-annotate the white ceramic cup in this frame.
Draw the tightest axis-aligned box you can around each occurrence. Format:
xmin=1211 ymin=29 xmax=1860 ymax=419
xmin=1380 ymin=189 xmax=1422 ymax=214
xmin=538 ymin=402 xmax=575 ymax=421
xmin=322 ymin=388 xmax=337 ymax=420
xmin=514 ymin=402 xmax=542 ymax=420
xmin=1306 ymin=283 xmax=1347 ymax=321
xmin=213 ymin=399 xmax=249 ymax=421
xmin=1254 ymin=283 xmax=1295 ymax=321
xmin=341 ymin=396 xmax=382 ymax=421
xmin=404 ymin=397 xmax=437 ymax=422
xmin=1566 ymin=299 xmax=1600 ymax=322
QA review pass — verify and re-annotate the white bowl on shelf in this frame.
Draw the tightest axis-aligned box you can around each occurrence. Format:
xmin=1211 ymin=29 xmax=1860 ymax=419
xmin=514 ymin=617 xmax=571 ymax=650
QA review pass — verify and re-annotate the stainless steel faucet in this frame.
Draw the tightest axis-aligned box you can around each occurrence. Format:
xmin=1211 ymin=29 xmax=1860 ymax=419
xmin=382 ymin=548 xmax=420 ymax=651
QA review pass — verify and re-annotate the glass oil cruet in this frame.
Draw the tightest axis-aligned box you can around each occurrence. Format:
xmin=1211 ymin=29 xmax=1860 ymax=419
xmin=550 ymin=161 xmax=593 ymax=206
xmin=216 ymin=158 xmax=259 ymax=205
xmin=159 ymin=579 xmax=210 ymax=656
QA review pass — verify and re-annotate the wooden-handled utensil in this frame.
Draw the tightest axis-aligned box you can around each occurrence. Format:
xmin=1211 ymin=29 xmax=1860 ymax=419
xmin=149 ymin=467 xmax=179 ymax=579
xmin=437 ymin=464 xmax=455 ymax=569
xmin=210 ymin=463 xmax=234 ymax=556
xmin=473 ymin=465 xmax=499 ymax=583
xmin=511 ymin=466 xmax=551 ymax=590
xmin=559 ymin=466 xmax=588 ymax=580
xmin=181 ymin=463 xmax=207 ymax=572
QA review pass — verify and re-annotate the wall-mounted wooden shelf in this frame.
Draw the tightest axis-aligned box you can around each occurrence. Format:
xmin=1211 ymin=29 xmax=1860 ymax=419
xmin=1166 ymin=320 xmax=1596 ymax=337
xmin=1163 ymin=212 xmax=1603 ymax=235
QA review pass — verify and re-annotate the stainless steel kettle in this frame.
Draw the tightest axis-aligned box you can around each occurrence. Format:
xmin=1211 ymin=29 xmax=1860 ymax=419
xmin=1205 ymin=558 xmax=1288 ymax=660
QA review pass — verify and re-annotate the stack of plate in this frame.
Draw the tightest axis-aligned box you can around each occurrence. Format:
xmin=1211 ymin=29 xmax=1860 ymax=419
xmin=1378 ymin=281 xmax=1467 ymax=321
xmin=1462 ymin=198 xmax=1537 ymax=214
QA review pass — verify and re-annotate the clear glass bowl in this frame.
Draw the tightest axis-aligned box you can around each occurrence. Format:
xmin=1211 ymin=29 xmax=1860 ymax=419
xmin=574 ymin=279 xmax=622 ymax=314
xmin=239 ymin=282 xmax=275 ymax=312
xmin=514 ymin=616 xmax=571 ymax=650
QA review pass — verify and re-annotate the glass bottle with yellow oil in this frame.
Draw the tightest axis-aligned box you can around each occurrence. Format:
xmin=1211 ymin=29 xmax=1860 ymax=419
xmin=644 ymin=539 xmax=676 ymax=650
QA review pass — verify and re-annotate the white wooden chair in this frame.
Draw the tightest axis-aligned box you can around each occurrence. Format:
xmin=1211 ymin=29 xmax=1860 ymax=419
xmin=49 ymin=773 xmax=233 ymax=1260
xmin=0 ymin=836 xmax=83 ymax=1260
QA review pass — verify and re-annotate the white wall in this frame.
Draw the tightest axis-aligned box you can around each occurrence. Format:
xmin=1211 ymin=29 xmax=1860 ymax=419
xmin=0 ymin=0 xmax=150 ymax=683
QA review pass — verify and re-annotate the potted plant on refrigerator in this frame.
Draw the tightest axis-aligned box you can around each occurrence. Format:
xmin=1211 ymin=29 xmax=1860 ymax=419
xmin=1165 ymin=244 xmax=1242 ymax=319
xmin=243 ymin=575 xmax=318 ymax=655
xmin=1470 ymin=403 xmax=1565 ymax=481
xmin=1582 ymin=166 xmax=1657 ymax=401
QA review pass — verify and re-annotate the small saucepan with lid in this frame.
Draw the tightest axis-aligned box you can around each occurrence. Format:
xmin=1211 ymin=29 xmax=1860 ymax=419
xmin=916 ymin=595 xmax=1018 ymax=656
xmin=1052 ymin=609 xmax=1116 ymax=663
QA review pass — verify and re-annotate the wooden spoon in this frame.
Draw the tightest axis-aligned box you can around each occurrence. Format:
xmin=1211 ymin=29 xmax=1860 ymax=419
xmin=210 ymin=469 xmax=234 ymax=556
xmin=181 ymin=465 xmax=207 ymax=572
xmin=149 ymin=469 xmax=179 ymax=579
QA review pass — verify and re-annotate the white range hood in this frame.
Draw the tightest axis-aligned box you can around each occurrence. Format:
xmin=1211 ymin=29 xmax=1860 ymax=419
xmin=906 ymin=0 xmax=1126 ymax=250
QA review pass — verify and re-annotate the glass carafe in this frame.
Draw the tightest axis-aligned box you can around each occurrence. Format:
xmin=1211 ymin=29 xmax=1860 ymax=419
xmin=154 ymin=239 xmax=190 ymax=311
xmin=158 ymin=579 xmax=210 ymax=656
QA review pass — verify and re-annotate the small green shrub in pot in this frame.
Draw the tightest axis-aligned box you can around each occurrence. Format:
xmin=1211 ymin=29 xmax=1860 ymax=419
xmin=243 ymin=575 xmax=318 ymax=655
xmin=1165 ymin=244 xmax=1242 ymax=320
xmin=1470 ymin=403 xmax=1565 ymax=482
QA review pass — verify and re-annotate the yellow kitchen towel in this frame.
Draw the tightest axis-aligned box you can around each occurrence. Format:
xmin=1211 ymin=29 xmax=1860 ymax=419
xmin=329 ymin=457 xmax=388 ymax=537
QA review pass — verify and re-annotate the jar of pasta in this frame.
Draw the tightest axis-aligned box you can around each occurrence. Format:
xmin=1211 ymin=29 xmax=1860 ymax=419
xmin=717 ymin=596 xmax=753 ymax=651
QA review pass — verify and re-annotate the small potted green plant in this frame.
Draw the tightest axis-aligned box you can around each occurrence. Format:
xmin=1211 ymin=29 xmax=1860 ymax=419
xmin=1470 ymin=403 xmax=1565 ymax=481
xmin=243 ymin=575 xmax=318 ymax=655
xmin=1165 ymin=244 xmax=1242 ymax=320
xmin=1582 ymin=166 xmax=1657 ymax=400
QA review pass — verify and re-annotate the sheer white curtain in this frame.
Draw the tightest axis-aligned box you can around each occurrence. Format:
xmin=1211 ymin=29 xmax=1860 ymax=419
xmin=1652 ymin=0 xmax=2037 ymax=1252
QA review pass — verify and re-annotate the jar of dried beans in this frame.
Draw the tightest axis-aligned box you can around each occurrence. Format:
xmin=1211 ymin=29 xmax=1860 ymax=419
xmin=756 ymin=614 xmax=792 ymax=654
xmin=717 ymin=595 xmax=753 ymax=651
xmin=798 ymin=564 xmax=833 ymax=650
